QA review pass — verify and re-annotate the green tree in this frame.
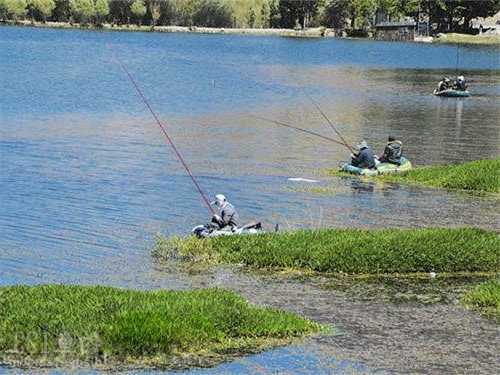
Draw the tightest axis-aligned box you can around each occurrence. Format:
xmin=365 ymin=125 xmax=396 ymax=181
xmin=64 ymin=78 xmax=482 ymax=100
xmin=4 ymin=0 xmax=27 ymax=20
xmin=130 ymin=0 xmax=145 ymax=25
xmin=279 ymin=0 xmax=319 ymax=28
xmin=28 ymin=0 xmax=55 ymax=22
xmin=94 ymin=0 xmax=108 ymax=25
xmin=69 ymin=0 xmax=94 ymax=24
xmin=52 ymin=0 xmax=70 ymax=21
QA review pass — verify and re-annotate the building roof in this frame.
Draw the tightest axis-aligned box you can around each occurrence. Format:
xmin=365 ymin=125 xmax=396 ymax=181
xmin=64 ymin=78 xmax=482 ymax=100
xmin=375 ymin=20 xmax=416 ymax=28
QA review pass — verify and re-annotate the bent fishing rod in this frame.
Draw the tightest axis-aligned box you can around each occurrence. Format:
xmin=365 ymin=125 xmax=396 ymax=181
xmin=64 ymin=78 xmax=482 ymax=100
xmin=108 ymin=45 xmax=215 ymax=215
xmin=301 ymin=89 xmax=356 ymax=154
xmin=250 ymin=115 xmax=351 ymax=150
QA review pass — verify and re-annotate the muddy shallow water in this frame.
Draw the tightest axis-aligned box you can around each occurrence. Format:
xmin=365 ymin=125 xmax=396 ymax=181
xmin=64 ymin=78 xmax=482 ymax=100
xmin=1 ymin=26 xmax=499 ymax=373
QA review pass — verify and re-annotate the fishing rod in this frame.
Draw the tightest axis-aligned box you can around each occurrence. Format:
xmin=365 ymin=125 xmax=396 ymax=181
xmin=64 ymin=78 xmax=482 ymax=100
xmin=301 ymin=89 xmax=356 ymax=154
xmin=250 ymin=115 xmax=351 ymax=150
xmin=108 ymin=45 xmax=215 ymax=215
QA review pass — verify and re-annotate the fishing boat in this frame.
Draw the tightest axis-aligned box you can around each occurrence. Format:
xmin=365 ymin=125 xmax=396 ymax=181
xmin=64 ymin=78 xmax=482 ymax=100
xmin=433 ymin=89 xmax=471 ymax=98
xmin=341 ymin=157 xmax=413 ymax=176
xmin=192 ymin=221 xmax=264 ymax=238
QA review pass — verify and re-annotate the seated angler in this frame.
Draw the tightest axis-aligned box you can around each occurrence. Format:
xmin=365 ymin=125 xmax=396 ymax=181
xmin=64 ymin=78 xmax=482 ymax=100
xmin=437 ymin=77 xmax=451 ymax=92
xmin=210 ymin=194 xmax=240 ymax=230
xmin=454 ymin=75 xmax=467 ymax=91
xmin=351 ymin=140 xmax=376 ymax=169
xmin=378 ymin=136 xmax=403 ymax=165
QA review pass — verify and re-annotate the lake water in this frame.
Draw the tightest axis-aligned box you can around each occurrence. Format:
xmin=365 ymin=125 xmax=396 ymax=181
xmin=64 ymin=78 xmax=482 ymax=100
xmin=1 ymin=26 xmax=499 ymax=373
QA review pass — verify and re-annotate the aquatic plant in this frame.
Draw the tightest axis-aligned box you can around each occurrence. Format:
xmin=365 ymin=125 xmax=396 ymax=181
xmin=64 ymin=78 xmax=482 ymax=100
xmin=154 ymin=228 xmax=500 ymax=274
xmin=462 ymin=279 xmax=500 ymax=320
xmin=380 ymin=159 xmax=500 ymax=194
xmin=0 ymin=285 xmax=322 ymax=369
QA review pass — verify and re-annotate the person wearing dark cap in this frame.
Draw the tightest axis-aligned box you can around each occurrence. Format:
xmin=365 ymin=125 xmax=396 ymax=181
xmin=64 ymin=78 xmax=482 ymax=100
xmin=378 ymin=136 xmax=403 ymax=165
xmin=351 ymin=140 xmax=376 ymax=169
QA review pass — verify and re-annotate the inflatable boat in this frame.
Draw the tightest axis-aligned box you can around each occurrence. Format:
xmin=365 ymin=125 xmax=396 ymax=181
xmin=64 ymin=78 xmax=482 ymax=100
xmin=192 ymin=221 xmax=264 ymax=238
xmin=341 ymin=157 xmax=412 ymax=176
xmin=433 ymin=89 xmax=471 ymax=98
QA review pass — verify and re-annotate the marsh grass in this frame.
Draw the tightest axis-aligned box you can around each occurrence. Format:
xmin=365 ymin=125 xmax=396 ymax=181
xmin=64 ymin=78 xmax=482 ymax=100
xmin=326 ymin=159 xmax=500 ymax=195
xmin=462 ymin=279 xmax=500 ymax=320
xmin=0 ymin=285 xmax=323 ymax=369
xmin=379 ymin=159 xmax=500 ymax=194
xmin=154 ymin=228 xmax=499 ymax=274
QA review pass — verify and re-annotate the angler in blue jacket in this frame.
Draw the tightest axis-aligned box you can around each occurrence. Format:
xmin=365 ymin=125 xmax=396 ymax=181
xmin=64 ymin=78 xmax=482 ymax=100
xmin=351 ymin=140 xmax=376 ymax=169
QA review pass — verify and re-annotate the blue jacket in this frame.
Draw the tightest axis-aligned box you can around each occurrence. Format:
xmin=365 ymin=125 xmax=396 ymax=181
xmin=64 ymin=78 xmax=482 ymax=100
xmin=351 ymin=147 xmax=376 ymax=169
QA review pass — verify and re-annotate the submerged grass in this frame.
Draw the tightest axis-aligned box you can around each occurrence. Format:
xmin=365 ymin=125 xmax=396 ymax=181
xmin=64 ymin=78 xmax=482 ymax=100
xmin=154 ymin=228 xmax=499 ymax=275
xmin=0 ymin=285 xmax=323 ymax=369
xmin=462 ymin=279 xmax=500 ymax=320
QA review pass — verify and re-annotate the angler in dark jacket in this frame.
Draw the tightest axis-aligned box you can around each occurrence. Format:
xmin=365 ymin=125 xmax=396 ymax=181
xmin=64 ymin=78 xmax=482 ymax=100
xmin=351 ymin=140 xmax=376 ymax=169
xmin=378 ymin=136 xmax=403 ymax=165
xmin=211 ymin=194 xmax=240 ymax=229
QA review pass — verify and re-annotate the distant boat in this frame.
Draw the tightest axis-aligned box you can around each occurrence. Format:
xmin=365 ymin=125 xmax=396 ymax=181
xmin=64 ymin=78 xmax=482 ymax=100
xmin=433 ymin=88 xmax=471 ymax=97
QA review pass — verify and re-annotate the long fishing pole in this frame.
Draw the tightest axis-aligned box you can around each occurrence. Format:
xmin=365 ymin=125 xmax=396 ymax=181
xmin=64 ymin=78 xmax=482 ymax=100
xmin=301 ymin=89 xmax=356 ymax=154
xmin=250 ymin=115 xmax=351 ymax=150
xmin=108 ymin=45 xmax=215 ymax=215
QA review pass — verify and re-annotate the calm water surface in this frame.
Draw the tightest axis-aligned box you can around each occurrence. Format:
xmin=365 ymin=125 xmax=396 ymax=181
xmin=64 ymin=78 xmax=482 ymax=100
xmin=1 ymin=26 xmax=499 ymax=373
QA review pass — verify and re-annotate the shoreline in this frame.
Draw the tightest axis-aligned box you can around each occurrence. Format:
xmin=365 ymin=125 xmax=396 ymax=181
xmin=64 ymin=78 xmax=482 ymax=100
xmin=2 ymin=20 xmax=330 ymax=38
xmin=3 ymin=20 xmax=500 ymax=45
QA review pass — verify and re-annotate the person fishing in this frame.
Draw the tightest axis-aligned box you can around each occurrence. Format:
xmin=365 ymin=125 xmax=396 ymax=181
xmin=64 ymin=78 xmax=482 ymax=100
xmin=437 ymin=77 xmax=451 ymax=92
xmin=210 ymin=194 xmax=239 ymax=230
xmin=454 ymin=75 xmax=467 ymax=91
xmin=351 ymin=140 xmax=376 ymax=169
xmin=378 ymin=136 xmax=403 ymax=165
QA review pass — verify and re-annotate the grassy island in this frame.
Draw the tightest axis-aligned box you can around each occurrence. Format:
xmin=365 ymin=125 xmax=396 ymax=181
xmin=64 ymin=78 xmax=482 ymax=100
xmin=328 ymin=159 xmax=500 ymax=195
xmin=379 ymin=159 xmax=500 ymax=194
xmin=462 ymin=279 xmax=500 ymax=320
xmin=0 ymin=285 xmax=322 ymax=369
xmin=153 ymin=228 xmax=500 ymax=275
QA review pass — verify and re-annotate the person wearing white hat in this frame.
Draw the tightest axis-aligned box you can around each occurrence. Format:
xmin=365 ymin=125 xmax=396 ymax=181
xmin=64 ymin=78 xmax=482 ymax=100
xmin=351 ymin=140 xmax=376 ymax=169
xmin=210 ymin=194 xmax=240 ymax=229
xmin=454 ymin=75 xmax=467 ymax=91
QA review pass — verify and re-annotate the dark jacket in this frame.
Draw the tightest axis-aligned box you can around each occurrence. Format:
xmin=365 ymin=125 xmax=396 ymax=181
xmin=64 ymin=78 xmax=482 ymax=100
xmin=213 ymin=203 xmax=239 ymax=229
xmin=351 ymin=147 xmax=376 ymax=169
xmin=381 ymin=140 xmax=402 ymax=165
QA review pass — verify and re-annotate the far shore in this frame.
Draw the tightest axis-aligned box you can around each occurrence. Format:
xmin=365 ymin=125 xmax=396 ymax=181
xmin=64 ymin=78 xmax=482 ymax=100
xmin=3 ymin=20 xmax=500 ymax=46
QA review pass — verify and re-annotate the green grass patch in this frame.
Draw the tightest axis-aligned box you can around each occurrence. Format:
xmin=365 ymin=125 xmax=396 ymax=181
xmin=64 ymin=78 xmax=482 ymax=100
xmin=325 ymin=159 xmax=500 ymax=195
xmin=379 ymin=159 xmax=500 ymax=194
xmin=154 ymin=228 xmax=500 ymax=274
xmin=462 ymin=279 xmax=500 ymax=320
xmin=0 ymin=285 xmax=323 ymax=369
xmin=434 ymin=33 xmax=500 ymax=45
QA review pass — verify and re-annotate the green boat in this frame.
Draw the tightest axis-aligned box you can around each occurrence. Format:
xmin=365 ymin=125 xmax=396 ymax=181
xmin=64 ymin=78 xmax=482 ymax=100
xmin=433 ymin=89 xmax=471 ymax=97
xmin=341 ymin=157 xmax=413 ymax=176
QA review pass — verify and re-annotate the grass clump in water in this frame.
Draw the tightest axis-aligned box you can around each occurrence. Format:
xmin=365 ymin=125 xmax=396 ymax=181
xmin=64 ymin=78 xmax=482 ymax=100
xmin=462 ymin=279 xmax=500 ymax=320
xmin=154 ymin=228 xmax=499 ymax=274
xmin=379 ymin=159 xmax=500 ymax=194
xmin=0 ymin=285 xmax=322 ymax=369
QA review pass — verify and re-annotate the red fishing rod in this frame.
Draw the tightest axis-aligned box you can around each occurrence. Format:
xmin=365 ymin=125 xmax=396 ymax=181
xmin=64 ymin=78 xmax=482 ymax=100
xmin=108 ymin=45 xmax=215 ymax=215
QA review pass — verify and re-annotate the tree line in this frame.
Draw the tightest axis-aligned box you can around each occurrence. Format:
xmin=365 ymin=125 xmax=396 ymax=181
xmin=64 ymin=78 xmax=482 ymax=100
xmin=0 ymin=0 xmax=498 ymax=33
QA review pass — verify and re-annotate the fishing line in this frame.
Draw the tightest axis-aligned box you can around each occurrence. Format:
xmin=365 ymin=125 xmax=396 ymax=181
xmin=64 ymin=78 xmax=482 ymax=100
xmin=108 ymin=44 xmax=215 ymax=215
xmin=250 ymin=115 xmax=350 ymax=148
xmin=300 ymin=88 xmax=356 ymax=153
